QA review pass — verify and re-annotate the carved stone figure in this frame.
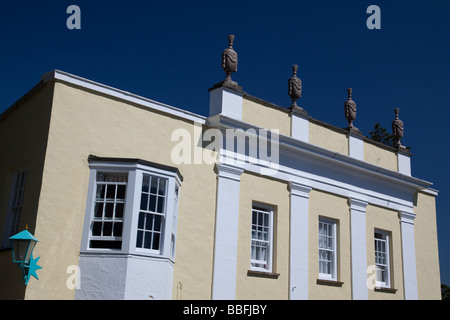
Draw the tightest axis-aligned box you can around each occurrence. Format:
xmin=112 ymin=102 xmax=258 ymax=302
xmin=222 ymin=35 xmax=238 ymax=82
xmin=288 ymin=65 xmax=302 ymax=108
xmin=344 ymin=88 xmax=357 ymax=129
xmin=392 ymin=108 xmax=404 ymax=147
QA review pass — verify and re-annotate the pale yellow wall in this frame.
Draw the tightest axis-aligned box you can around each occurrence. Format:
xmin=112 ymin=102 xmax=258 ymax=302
xmin=309 ymin=122 xmax=348 ymax=156
xmin=235 ymin=172 xmax=289 ymax=299
xmin=0 ymin=82 xmax=54 ymax=300
xmin=21 ymin=81 xmax=217 ymax=299
xmin=242 ymin=97 xmax=402 ymax=175
xmin=241 ymin=98 xmax=290 ymax=136
xmin=364 ymin=141 xmax=398 ymax=172
xmin=308 ymin=189 xmax=351 ymax=299
xmin=414 ymin=191 xmax=441 ymax=299
xmin=366 ymin=204 xmax=404 ymax=300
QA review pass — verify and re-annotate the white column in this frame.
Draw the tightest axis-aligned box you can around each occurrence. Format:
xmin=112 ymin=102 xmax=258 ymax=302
xmin=289 ymin=181 xmax=312 ymax=300
xmin=349 ymin=198 xmax=368 ymax=300
xmin=399 ymin=210 xmax=418 ymax=300
xmin=211 ymin=163 xmax=243 ymax=300
xmin=290 ymin=111 xmax=309 ymax=143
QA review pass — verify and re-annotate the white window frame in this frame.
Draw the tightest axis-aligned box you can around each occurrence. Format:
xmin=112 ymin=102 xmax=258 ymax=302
xmin=135 ymin=173 xmax=168 ymax=255
xmin=250 ymin=203 xmax=274 ymax=273
xmin=318 ymin=217 xmax=337 ymax=281
xmin=1 ymin=169 xmax=27 ymax=249
xmin=374 ymin=229 xmax=391 ymax=288
xmin=89 ymin=172 xmax=128 ymax=250
xmin=80 ymin=158 xmax=182 ymax=260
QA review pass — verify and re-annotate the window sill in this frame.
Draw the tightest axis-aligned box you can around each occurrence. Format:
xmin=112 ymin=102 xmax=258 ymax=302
xmin=374 ymin=287 xmax=398 ymax=294
xmin=247 ymin=269 xmax=280 ymax=279
xmin=79 ymin=250 xmax=174 ymax=263
xmin=316 ymin=278 xmax=344 ymax=287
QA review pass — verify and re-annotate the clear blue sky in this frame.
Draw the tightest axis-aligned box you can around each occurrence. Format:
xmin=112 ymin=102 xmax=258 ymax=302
xmin=1 ymin=1 xmax=449 ymax=288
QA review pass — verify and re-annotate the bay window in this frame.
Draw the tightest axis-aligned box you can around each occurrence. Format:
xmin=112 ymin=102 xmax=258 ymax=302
xmin=80 ymin=156 xmax=182 ymax=259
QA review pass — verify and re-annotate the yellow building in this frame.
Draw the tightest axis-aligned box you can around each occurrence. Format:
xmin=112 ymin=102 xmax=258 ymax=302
xmin=0 ymin=61 xmax=440 ymax=300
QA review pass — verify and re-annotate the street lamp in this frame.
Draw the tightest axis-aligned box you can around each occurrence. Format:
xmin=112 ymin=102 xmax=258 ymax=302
xmin=9 ymin=227 xmax=42 ymax=285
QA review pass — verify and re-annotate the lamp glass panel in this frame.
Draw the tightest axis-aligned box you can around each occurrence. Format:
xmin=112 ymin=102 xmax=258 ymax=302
xmin=12 ymin=239 xmax=29 ymax=263
xmin=12 ymin=239 xmax=36 ymax=264
xmin=24 ymin=241 xmax=37 ymax=263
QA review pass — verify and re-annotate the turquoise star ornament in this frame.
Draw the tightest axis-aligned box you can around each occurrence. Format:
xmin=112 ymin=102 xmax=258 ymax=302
xmin=24 ymin=254 xmax=43 ymax=285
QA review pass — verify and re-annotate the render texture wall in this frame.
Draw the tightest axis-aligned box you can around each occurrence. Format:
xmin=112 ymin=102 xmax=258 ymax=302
xmin=235 ymin=172 xmax=289 ymax=299
xmin=366 ymin=204 xmax=404 ymax=300
xmin=414 ymin=191 xmax=441 ymax=299
xmin=242 ymin=98 xmax=290 ymax=136
xmin=19 ymin=81 xmax=217 ymax=299
xmin=308 ymin=189 xmax=351 ymax=299
xmin=241 ymin=95 xmax=401 ymax=173
xmin=0 ymin=82 xmax=54 ymax=300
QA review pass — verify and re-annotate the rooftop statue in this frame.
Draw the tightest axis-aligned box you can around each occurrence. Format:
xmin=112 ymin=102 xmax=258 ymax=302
xmin=392 ymin=108 xmax=404 ymax=148
xmin=344 ymin=88 xmax=357 ymax=130
xmin=222 ymin=35 xmax=238 ymax=83
xmin=288 ymin=65 xmax=302 ymax=109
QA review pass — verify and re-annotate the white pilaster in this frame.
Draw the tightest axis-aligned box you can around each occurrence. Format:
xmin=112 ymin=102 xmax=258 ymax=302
xmin=289 ymin=181 xmax=312 ymax=300
xmin=397 ymin=152 xmax=411 ymax=176
xmin=399 ymin=210 xmax=418 ymax=300
xmin=290 ymin=111 xmax=309 ymax=143
xmin=211 ymin=163 xmax=243 ymax=300
xmin=349 ymin=198 xmax=368 ymax=300
xmin=348 ymin=133 xmax=364 ymax=161
xmin=209 ymin=86 xmax=243 ymax=120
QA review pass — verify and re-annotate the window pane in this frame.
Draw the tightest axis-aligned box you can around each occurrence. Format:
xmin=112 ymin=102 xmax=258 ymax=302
xmin=103 ymin=222 xmax=113 ymax=236
xmin=157 ymin=196 xmax=165 ymax=213
xmin=158 ymin=179 xmax=166 ymax=196
xmin=140 ymin=193 xmax=148 ymax=211
xmin=154 ymin=214 xmax=162 ymax=232
xmin=106 ymin=185 xmax=116 ymax=200
xmin=113 ymin=222 xmax=123 ymax=237
xmin=138 ymin=212 xmax=145 ymax=229
xmin=144 ymin=231 xmax=152 ymax=249
xmin=105 ymin=203 xmax=114 ymax=218
xmin=142 ymin=175 xmax=150 ymax=192
xmin=136 ymin=230 xmax=143 ymax=247
xmin=115 ymin=203 xmax=124 ymax=218
xmin=152 ymin=233 xmax=160 ymax=250
xmin=90 ymin=240 xmax=122 ymax=249
xmin=150 ymin=178 xmax=158 ymax=194
xmin=94 ymin=203 xmax=104 ymax=218
xmin=92 ymin=222 xmax=102 ymax=236
xmin=116 ymin=185 xmax=126 ymax=200
xmin=96 ymin=184 xmax=106 ymax=200
xmin=149 ymin=195 xmax=157 ymax=212
xmin=145 ymin=213 xmax=154 ymax=230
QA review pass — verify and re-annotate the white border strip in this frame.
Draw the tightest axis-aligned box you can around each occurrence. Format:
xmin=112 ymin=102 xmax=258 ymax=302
xmin=42 ymin=70 xmax=207 ymax=125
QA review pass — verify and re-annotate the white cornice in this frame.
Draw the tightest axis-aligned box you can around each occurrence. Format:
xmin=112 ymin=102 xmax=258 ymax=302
xmin=207 ymin=114 xmax=433 ymax=193
xmin=41 ymin=70 xmax=207 ymax=125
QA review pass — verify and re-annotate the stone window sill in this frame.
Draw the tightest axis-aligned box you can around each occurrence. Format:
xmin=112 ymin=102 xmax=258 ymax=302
xmin=316 ymin=278 xmax=344 ymax=287
xmin=374 ymin=287 xmax=398 ymax=294
xmin=247 ymin=269 xmax=280 ymax=279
